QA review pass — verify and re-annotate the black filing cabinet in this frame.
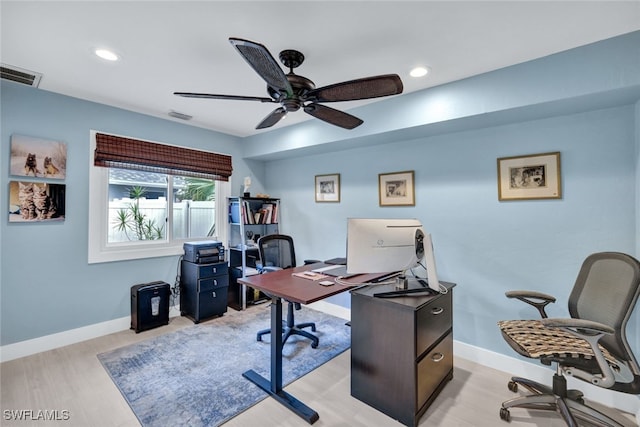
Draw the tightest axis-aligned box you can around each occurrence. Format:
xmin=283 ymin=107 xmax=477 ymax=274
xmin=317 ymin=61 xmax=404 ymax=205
xmin=180 ymin=261 xmax=228 ymax=323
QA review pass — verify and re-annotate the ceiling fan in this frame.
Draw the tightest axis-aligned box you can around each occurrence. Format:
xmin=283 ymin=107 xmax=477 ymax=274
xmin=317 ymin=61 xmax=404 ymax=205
xmin=174 ymin=38 xmax=404 ymax=130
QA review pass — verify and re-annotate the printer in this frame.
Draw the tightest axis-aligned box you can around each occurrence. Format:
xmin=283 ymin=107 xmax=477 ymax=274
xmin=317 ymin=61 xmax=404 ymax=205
xmin=183 ymin=240 xmax=225 ymax=264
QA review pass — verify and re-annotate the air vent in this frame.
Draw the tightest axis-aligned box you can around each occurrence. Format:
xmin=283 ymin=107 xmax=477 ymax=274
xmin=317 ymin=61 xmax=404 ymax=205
xmin=168 ymin=110 xmax=192 ymax=121
xmin=1 ymin=64 xmax=42 ymax=87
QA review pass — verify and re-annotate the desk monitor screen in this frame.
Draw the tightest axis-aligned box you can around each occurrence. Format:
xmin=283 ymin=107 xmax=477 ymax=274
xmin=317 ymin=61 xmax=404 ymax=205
xmin=346 ymin=218 xmax=440 ymax=292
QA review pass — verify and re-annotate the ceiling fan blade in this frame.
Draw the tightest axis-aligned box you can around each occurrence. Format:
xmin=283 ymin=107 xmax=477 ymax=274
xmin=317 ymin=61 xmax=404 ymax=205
xmin=229 ymin=38 xmax=293 ymax=96
xmin=256 ymin=107 xmax=287 ymax=129
xmin=174 ymin=92 xmax=275 ymax=103
xmin=304 ymin=103 xmax=363 ymax=129
xmin=305 ymin=74 xmax=403 ymax=103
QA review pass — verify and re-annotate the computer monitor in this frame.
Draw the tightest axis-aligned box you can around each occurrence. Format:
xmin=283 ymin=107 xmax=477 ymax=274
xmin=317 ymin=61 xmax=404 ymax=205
xmin=346 ymin=218 xmax=441 ymax=292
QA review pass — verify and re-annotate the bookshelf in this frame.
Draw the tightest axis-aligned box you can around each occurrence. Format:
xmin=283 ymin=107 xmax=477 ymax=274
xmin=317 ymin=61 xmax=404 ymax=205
xmin=227 ymin=197 xmax=280 ymax=309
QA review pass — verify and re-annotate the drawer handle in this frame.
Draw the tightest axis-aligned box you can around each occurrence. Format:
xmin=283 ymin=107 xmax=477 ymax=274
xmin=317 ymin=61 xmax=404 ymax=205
xmin=431 ymin=307 xmax=444 ymax=315
xmin=212 ymin=291 xmax=217 ymax=298
xmin=431 ymin=352 xmax=444 ymax=363
xmin=213 ymin=279 xmax=218 ymax=286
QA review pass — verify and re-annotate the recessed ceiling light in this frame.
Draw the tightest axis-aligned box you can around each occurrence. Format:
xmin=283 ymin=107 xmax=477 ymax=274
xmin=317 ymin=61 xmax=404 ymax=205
xmin=410 ymin=67 xmax=429 ymax=78
xmin=95 ymin=48 xmax=119 ymax=61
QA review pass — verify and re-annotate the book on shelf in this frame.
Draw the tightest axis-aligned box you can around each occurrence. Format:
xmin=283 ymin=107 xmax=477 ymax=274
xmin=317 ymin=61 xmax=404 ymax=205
xmin=229 ymin=199 xmax=279 ymax=225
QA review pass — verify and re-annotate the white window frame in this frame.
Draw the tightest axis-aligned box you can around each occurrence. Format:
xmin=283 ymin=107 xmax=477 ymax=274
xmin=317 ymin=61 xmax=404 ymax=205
xmin=88 ymin=130 xmax=230 ymax=264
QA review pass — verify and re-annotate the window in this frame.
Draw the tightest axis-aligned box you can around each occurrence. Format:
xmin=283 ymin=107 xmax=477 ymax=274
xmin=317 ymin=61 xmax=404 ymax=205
xmin=89 ymin=131 xmax=231 ymax=263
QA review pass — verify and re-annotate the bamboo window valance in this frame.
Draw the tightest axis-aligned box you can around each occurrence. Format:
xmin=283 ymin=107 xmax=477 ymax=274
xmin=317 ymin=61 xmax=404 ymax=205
xmin=94 ymin=133 xmax=232 ymax=181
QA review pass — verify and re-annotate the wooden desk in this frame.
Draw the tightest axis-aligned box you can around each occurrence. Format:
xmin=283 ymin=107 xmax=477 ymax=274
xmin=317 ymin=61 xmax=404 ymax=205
xmin=238 ymin=263 xmax=363 ymax=424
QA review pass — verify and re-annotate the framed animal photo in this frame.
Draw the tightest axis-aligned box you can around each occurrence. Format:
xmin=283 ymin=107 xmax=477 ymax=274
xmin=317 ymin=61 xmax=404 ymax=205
xmin=10 ymin=134 xmax=67 ymax=179
xmin=9 ymin=181 xmax=66 ymax=222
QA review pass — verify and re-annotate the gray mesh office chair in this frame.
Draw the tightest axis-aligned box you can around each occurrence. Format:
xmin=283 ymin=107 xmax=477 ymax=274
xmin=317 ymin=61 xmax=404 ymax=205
xmin=255 ymin=234 xmax=319 ymax=348
xmin=497 ymin=252 xmax=640 ymax=427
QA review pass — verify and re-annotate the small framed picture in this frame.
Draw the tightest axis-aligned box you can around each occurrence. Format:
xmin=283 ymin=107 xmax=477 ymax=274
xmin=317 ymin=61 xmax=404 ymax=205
xmin=315 ymin=173 xmax=340 ymax=203
xmin=497 ymin=152 xmax=561 ymax=201
xmin=379 ymin=170 xmax=415 ymax=206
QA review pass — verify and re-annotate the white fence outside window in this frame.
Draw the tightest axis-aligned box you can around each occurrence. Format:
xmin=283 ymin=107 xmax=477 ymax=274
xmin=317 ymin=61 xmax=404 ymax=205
xmin=108 ymin=198 xmax=215 ymax=242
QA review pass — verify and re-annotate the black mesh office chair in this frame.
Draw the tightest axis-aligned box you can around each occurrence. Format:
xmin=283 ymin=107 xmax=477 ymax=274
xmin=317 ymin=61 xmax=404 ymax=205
xmin=255 ymin=234 xmax=319 ymax=348
xmin=497 ymin=252 xmax=640 ymax=426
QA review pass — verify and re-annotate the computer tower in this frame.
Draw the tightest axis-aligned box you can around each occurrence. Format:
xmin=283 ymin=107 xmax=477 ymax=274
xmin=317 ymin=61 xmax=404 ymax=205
xmin=130 ymin=281 xmax=171 ymax=333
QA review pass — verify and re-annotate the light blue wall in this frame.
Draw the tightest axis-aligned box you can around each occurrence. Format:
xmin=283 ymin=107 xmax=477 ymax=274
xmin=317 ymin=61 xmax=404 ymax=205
xmin=264 ymin=105 xmax=638 ymax=355
xmin=0 ymin=82 xmax=265 ymax=345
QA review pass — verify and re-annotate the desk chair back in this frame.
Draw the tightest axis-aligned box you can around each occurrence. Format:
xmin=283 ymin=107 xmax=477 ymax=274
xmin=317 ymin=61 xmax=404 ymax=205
xmin=258 ymin=234 xmax=296 ymax=271
xmin=569 ymin=252 xmax=640 ymax=377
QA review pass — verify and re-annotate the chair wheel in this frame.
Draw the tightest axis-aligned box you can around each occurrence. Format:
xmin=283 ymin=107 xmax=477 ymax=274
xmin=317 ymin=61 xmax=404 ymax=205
xmin=507 ymin=381 xmax=518 ymax=392
xmin=500 ymin=407 xmax=511 ymax=422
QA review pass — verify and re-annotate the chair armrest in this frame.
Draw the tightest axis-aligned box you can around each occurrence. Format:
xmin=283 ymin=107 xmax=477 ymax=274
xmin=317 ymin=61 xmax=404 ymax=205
xmin=541 ymin=317 xmax=616 ymax=388
xmin=541 ymin=318 xmax=614 ymax=335
xmin=505 ymin=290 xmax=556 ymax=318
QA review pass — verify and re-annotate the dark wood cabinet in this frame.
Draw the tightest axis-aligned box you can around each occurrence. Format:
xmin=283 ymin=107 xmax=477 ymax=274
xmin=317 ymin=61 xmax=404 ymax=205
xmin=180 ymin=261 xmax=228 ymax=323
xmin=350 ymin=282 xmax=455 ymax=427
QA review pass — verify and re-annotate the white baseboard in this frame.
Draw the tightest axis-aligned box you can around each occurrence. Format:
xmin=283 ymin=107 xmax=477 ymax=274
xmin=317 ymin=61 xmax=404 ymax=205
xmin=0 ymin=306 xmax=181 ymax=363
xmin=2 ymin=303 xmax=638 ymax=416
xmin=307 ymin=299 xmax=351 ymax=321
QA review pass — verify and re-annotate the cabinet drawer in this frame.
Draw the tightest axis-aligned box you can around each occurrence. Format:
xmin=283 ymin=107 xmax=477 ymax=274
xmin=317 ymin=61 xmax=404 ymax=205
xmin=198 ymin=275 xmax=229 ymax=292
xmin=195 ymin=263 xmax=228 ymax=278
xmin=196 ymin=288 xmax=228 ymax=321
xmin=417 ymin=332 xmax=453 ymax=410
xmin=416 ymin=292 xmax=452 ymax=357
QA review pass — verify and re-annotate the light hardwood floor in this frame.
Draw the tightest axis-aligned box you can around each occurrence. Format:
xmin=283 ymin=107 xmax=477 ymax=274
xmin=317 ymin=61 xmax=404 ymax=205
xmin=1 ymin=315 xmax=635 ymax=427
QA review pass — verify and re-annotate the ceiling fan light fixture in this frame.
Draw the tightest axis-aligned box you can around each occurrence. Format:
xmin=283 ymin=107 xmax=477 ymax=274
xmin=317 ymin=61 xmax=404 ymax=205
xmin=94 ymin=48 xmax=119 ymax=61
xmin=410 ymin=66 xmax=429 ymax=78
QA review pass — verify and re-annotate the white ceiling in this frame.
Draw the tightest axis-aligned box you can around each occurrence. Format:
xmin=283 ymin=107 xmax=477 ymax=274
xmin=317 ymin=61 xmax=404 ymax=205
xmin=2 ymin=1 xmax=640 ymax=137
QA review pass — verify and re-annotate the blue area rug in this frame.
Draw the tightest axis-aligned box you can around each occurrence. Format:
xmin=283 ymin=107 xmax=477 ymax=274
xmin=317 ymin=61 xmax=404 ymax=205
xmin=98 ymin=305 xmax=350 ymax=427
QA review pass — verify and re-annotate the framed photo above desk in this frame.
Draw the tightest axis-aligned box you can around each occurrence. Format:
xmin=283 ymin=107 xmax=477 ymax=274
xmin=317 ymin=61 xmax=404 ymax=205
xmin=315 ymin=173 xmax=340 ymax=203
xmin=497 ymin=152 xmax=561 ymax=201
xmin=379 ymin=170 xmax=415 ymax=206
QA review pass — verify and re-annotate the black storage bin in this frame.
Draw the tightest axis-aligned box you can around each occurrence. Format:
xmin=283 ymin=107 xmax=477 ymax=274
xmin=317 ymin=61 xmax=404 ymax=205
xmin=131 ymin=281 xmax=171 ymax=333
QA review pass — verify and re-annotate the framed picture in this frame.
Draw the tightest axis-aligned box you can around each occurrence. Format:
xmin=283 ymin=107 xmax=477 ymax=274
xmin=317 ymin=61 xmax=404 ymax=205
xmin=315 ymin=173 xmax=340 ymax=202
xmin=10 ymin=134 xmax=67 ymax=179
xmin=379 ymin=170 xmax=415 ymax=206
xmin=9 ymin=181 xmax=66 ymax=222
xmin=497 ymin=152 xmax=561 ymax=201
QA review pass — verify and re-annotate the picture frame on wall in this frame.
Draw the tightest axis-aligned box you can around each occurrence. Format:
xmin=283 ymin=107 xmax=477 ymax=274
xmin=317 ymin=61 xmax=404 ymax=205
xmin=10 ymin=134 xmax=67 ymax=180
xmin=379 ymin=170 xmax=415 ymax=206
xmin=497 ymin=151 xmax=562 ymax=201
xmin=315 ymin=173 xmax=340 ymax=202
xmin=9 ymin=181 xmax=66 ymax=222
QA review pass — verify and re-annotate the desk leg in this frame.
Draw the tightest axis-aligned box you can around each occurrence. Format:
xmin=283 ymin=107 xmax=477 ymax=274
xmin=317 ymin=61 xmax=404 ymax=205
xmin=242 ymin=297 xmax=319 ymax=424
xmin=270 ymin=296 xmax=283 ymax=391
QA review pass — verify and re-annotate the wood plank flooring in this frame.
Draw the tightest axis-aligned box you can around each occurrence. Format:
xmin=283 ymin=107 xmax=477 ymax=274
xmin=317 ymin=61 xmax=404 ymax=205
xmin=1 ymin=315 xmax=635 ymax=427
